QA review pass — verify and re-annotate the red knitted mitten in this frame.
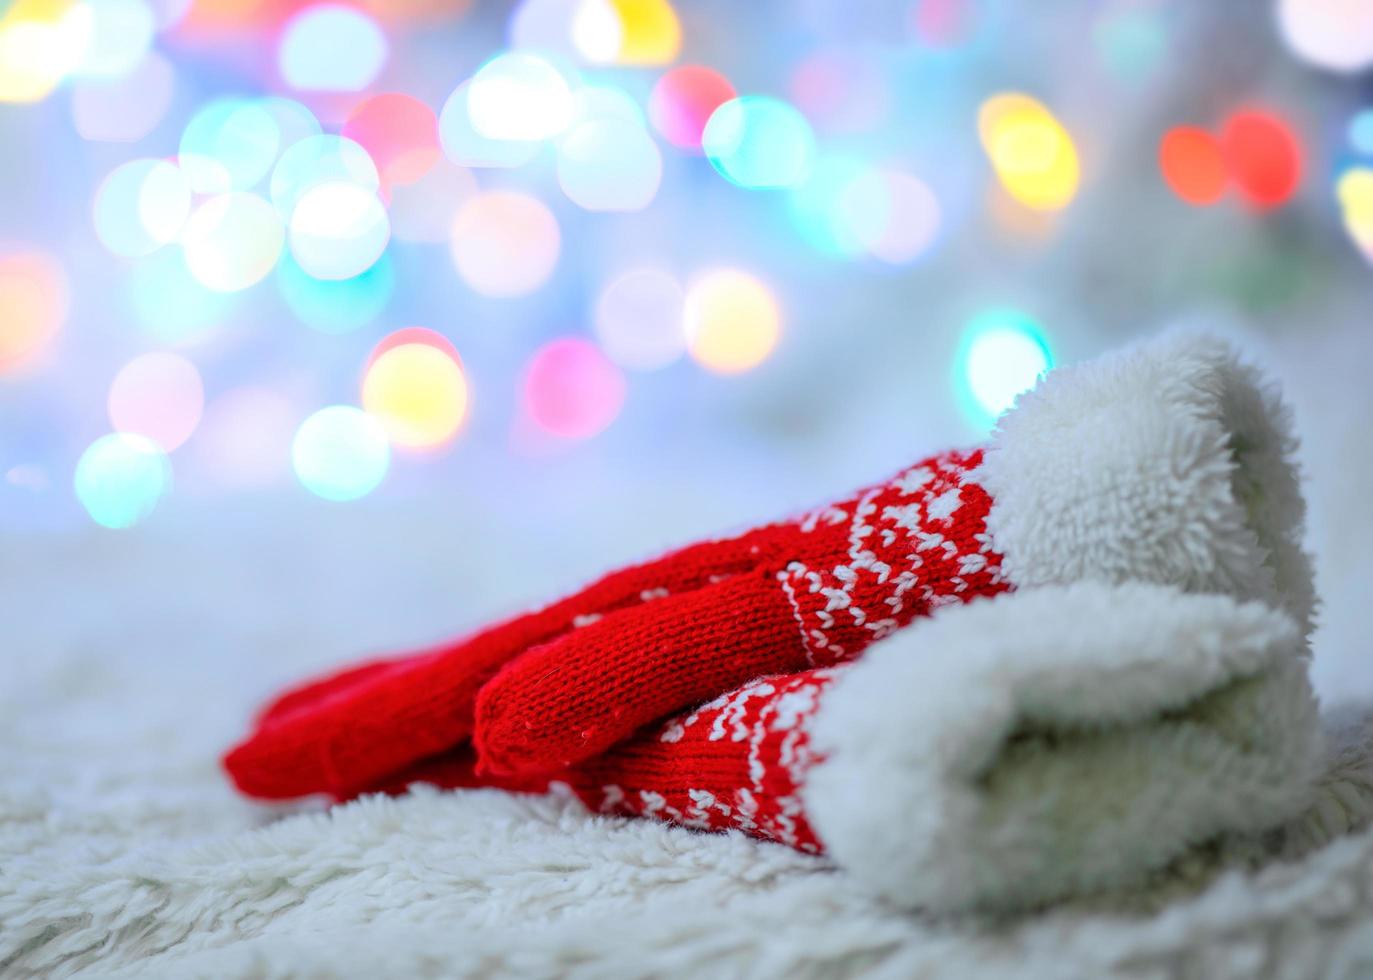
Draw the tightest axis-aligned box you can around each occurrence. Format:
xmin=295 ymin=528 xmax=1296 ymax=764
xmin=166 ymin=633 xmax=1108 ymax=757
xmin=227 ymin=447 xmax=1002 ymax=797
xmin=224 ymin=334 xmax=1311 ymax=800
xmin=374 ymin=584 xmax=1322 ymax=914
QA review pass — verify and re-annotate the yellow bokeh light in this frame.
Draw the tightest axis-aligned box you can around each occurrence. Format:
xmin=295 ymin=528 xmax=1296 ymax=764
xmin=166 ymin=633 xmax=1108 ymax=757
xmin=609 ymin=0 xmax=680 ymax=66
xmin=684 ymin=269 xmax=781 ymax=375
xmin=361 ymin=342 xmax=469 ymax=449
xmin=0 ymin=1 xmax=90 ymax=104
xmin=1337 ymin=167 xmax=1373 ymax=255
xmin=977 ymin=92 xmax=1080 ymax=212
xmin=0 ymin=251 xmax=68 ymax=373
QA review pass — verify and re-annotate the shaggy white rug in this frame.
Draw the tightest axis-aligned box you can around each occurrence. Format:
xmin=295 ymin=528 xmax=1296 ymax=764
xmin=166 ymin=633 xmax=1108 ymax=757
xmin=5 ymin=326 xmax=1373 ymax=978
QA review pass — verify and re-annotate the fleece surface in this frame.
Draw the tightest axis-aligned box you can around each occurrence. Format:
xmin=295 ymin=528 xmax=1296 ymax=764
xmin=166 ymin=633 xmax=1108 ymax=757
xmin=5 ymin=512 xmax=1373 ymax=979
xmin=4 ymin=327 xmax=1373 ymax=979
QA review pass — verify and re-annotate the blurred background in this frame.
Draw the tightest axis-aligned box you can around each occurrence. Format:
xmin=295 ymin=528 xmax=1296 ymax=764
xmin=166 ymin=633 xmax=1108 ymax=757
xmin=3 ymin=0 xmax=1372 ymax=715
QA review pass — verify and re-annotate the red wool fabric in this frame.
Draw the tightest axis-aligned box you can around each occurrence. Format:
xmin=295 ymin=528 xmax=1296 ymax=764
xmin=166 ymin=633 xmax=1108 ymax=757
xmin=568 ymin=669 xmax=838 ymax=852
xmin=224 ymin=448 xmax=1007 ymax=799
xmin=373 ymin=669 xmax=841 ymax=855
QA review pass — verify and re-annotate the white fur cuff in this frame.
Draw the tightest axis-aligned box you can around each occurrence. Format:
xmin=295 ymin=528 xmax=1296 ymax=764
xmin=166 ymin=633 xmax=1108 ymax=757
xmin=802 ymin=583 xmax=1322 ymax=913
xmin=979 ymin=333 xmax=1314 ymax=636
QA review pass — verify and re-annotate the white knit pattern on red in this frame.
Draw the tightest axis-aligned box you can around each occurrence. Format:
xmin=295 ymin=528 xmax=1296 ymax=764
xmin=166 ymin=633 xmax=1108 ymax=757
xmin=776 ymin=448 xmax=1005 ymax=666
xmin=573 ymin=670 xmax=840 ymax=853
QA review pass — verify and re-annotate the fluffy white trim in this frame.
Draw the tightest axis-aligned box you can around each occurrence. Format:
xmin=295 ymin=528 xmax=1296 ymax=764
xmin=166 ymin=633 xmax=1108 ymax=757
xmin=980 ymin=332 xmax=1314 ymax=636
xmin=802 ymin=583 xmax=1322 ymax=913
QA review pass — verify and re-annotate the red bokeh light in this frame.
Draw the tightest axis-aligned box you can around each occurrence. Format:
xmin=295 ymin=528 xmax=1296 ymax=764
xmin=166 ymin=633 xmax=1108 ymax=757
xmin=649 ymin=65 xmax=737 ymax=152
xmin=1220 ymin=109 xmax=1302 ymax=210
xmin=1159 ymin=126 xmax=1227 ymax=206
xmin=342 ymin=92 xmax=441 ymax=188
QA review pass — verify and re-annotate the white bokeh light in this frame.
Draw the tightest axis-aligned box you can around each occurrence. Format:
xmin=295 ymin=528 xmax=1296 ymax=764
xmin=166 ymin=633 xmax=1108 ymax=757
xmin=181 ymin=192 xmax=285 ymax=293
xmin=593 ymin=268 xmax=685 ymax=370
xmin=289 ymin=182 xmax=390 ymax=281
xmin=467 ymin=52 xmax=574 ymax=141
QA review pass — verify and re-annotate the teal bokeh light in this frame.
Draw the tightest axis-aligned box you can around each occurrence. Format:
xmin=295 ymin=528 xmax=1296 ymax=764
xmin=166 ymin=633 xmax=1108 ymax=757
xmin=1349 ymin=110 xmax=1373 ymax=157
xmin=270 ymin=134 xmax=379 ymax=218
xmin=127 ymin=250 xmax=233 ymax=345
xmin=291 ymin=406 xmax=390 ymax=502
xmin=787 ymin=155 xmax=880 ymax=257
xmin=179 ymin=98 xmax=281 ymax=194
xmin=702 ymin=96 xmax=816 ymax=190
xmin=956 ymin=310 xmax=1053 ymax=428
xmin=276 ymin=253 xmax=394 ymax=333
xmin=73 ymin=433 xmax=173 ymax=529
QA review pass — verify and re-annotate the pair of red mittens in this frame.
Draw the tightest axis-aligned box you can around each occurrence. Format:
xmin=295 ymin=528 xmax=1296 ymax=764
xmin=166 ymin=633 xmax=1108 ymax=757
xmin=226 ymin=443 xmax=1005 ymax=799
xmin=225 ymin=334 xmax=1320 ymax=910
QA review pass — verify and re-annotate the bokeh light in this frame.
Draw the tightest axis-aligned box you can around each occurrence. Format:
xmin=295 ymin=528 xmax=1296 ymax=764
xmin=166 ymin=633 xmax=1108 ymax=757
xmin=388 ymin=159 xmax=478 ymax=243
xmin=438 ymin=80 xmax=543 ymax=169
xmin=702 ymin=96 xmax=816 ymax=190
xmin=93 ymin=158 xmax=192 ymax=259
xmin=291 ymin=405 xmax=390 ymax=501
xmin=107 ymin=351 xmax=204 ymax=451
xmin=603 ymin=0 xmax=680 ymax=65
xmin=342 ymin=93 xmax=441 ymax=187
xmin=1350 ymin=110 xmax=1373 ymax=156
xmin=181 ymin=192 xmax=286 ymax=292
xmin=468 ymin=52 xmax=574 ymax=142
xmin=1092 ymin=5 xmax=1167 ymax=82
xmin=523 ymin=337 xmax=627 ymax=438
xmin=73 ymin=433 xmax=172 ymax=529
xmin=194 ymin=387 xmax=296 ymax=488
xmin=277 ymin=253 xmax=393 ymax=333
xmin=511 ymin=0 xmax=615 ymax=62
xmin=556 ymin=117 xmax=662 ymax=211
xmin=1220 ymin=108 xmax=1302 ymax=210
xmin=593 ymin=267 xmax=685 ymax=370
xmin=179 ymin=98 xmax=281 ymax=195
xmin=361 ymin=336 xmax=469 ymax=449
xmin=1278 ymin=0 xmax=1373 ymax=73
xmin=978 ymin=93 xmax=1080 ymax=212
xmin=910 ymin=0 xmax=978 ymax=47
xmin=450 ymin=190 xmax=560 ymax=297
xmin=0 ymin=250 xmax=68 ymax=373
xmin=1159 ymin=126 xmax=1227 ymax=206
xmin=355 ymin=0 xmax=472 ymax=24
xmin=270 ymin=134 xmax=380 ymax=218
xmin=366 ymin=325 xmax=461 ymax=365
xmin=288 ymin=181 xmax=390 ymax=281
xmin=788 ymin=49 xmax=890 ymax=137
xmin=75 ymin=0 xmax=154 ymax=78
xmin=0 ymin=3 xmax=90 ymax=103
xmin=278 ymin=4 xmax=387 ymax=92
xmin=127 ymin=249 xmax=232 ymax=344
xmin=260 ymin=96 xmax=322 ymax=153
xmin=787 ymin=155 xmax=871 ymax=258
xmin=958 ymin=310 xmax=1052 ymax=425
xmin=71 ymin=50 xmax=174 ymax=142
xmin=1336 ymin=166 xmax=1373 ymax=262
xmin=569 ymin=83 xmax=644 ymax=128
xmin=570 ymin=0 xmax=620 ymax=63
xmin=683 ymin=269 xmax=781 ymax=374
xmin=147 ymin=0 xmax=194 ymax=29
xmin=649 ymin=65 xmax=735 ymax=152
xmin=848 ymin=169 xmax=942 ymax=265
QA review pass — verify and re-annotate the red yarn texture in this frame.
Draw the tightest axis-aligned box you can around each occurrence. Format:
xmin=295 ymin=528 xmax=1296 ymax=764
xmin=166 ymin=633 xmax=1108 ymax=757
xmin=223 ymin=448 xmax=1006 ymax=800
xmin=474 ymin=448 xmax=1003 ymax=775
xmin=369 ymin=669 xmax=840 ymax=854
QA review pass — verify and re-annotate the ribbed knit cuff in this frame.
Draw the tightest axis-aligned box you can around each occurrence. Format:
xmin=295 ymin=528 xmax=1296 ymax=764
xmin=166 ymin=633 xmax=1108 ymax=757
xmin=978 ymin=332 xmax=1314 ymax=637
xmin=802 ymin=583 xmax=1322 ymax=913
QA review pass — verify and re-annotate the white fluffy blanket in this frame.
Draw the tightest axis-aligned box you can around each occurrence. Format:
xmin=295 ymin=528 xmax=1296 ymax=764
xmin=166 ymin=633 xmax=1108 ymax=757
xmin=6 ymin=328 xmax=1373 ymax=979
xmin=5 ymin=512 xmax=1373 ymax=980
